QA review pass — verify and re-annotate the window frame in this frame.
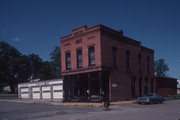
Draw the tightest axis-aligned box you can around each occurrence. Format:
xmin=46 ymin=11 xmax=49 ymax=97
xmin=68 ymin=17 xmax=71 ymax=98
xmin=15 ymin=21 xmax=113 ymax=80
xmin=77 ymin=49 xmax=83 ymax=68
xmin=65 ymin=52 xmax=71 ymax=70
xmin=126 ymin=50 xmax=130 ymax=71
xmin=112 ymin=46 xmax=117 ymax=68
xmin=147 ymin=56 xmax=150 ymax=73
xmin=138 ymin=54 xmax=142 ymax=72
xmin=88 ymin=46 xmax=95 ymax=66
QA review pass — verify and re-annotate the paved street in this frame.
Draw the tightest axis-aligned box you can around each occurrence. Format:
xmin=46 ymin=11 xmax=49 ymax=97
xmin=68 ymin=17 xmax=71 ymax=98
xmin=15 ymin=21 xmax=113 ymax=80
xmin=0 ymin=100 xmax=180 ymax=120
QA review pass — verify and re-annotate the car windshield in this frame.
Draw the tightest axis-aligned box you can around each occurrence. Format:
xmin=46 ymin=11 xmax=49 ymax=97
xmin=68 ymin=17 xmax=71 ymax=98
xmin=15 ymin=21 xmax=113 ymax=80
xmin=145 ymin=94 xmax=154 ymax=96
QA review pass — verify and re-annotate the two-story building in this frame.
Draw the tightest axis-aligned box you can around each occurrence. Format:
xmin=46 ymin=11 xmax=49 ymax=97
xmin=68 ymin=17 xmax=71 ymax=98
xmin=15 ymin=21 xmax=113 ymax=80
xmin=60 ymin=25 xmax=155 ymax=102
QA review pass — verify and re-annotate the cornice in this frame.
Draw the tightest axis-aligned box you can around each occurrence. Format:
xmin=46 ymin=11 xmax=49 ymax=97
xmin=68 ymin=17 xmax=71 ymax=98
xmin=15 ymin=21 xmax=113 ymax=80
xmin=61 ymin=27 xmax=100 ymax=43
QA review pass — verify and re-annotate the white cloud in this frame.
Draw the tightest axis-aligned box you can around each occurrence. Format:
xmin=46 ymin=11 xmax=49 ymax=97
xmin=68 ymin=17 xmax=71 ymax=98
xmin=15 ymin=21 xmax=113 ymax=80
xmin=12 ymin=37 xmax=22 ymax=42
xmin=0 ymin=27 xmax=7 ymax=34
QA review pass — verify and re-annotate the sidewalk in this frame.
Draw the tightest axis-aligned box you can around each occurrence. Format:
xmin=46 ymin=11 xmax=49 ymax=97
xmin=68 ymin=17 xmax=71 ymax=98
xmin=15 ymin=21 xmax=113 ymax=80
xmin=0 ymin=99 xmax=136 ymax=107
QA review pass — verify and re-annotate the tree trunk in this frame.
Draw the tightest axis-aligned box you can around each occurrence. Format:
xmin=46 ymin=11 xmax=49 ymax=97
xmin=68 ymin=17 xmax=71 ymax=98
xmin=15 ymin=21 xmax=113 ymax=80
xmin=10 ymin=84 xmax=15 ymax=94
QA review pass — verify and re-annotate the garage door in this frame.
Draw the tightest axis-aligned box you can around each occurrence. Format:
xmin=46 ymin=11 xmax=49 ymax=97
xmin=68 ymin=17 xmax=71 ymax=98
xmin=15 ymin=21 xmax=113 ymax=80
xmin=52 ymin=85 xmax=63 ymax=99
xmin=42 ymin=86 xmax=51 ymax=99
xmin=20 ymin=87 xmax=29 ymax=99
xmin=32 ymin=87 xmax=40 ymax=99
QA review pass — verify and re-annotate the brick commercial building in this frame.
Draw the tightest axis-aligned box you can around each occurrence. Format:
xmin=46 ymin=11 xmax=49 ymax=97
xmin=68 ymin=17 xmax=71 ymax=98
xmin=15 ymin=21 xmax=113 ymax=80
xmin=61 ymin=25 xmax=155 ymax=102
xmin=156 ymin=77 xmax=177 ymax=96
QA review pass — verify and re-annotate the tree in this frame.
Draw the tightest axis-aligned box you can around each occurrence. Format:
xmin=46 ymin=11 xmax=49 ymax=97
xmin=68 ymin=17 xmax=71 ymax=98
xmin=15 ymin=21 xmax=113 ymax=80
xmin=0 ymin=41 xmax=21 ymax=93
xmin=154 ymin=58 xmax=169 ymax=77
xmin=27 ymin=54 xmax=43 ymax=80
xmin=49 ymin=46 xmax=61 ymax=78
xmin=39 ymin=61 xmax=54 ymax=80
xmin=0 ymin=42 xmax=62 ymax=93
xmin=16 ymin=55 xmax=32 ymax=83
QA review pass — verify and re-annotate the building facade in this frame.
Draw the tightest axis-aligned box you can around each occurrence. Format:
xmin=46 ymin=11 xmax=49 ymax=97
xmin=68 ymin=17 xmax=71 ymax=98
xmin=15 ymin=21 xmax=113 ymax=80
xmin=18 ymin=79 xmax=63 ymax=100
xmin=177 ymin=79 xmax=180 ymax=94
xmin=61 ymin=25 xmax=155 ymax=102
xmin=156 ymin=77 xmax=177 ymax=96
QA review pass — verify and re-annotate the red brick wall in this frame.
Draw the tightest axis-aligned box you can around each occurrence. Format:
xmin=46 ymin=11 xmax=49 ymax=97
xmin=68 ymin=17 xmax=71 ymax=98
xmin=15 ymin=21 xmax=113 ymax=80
xmin=60 ymin=25 xmax=155 ymax=101
xmin=156 ymin=77 xmax=177 ymax=96
xmin=100 ymin=27 xmax=154 ymax=101
xmin=61 ymin=26 xmax=102 ymax=76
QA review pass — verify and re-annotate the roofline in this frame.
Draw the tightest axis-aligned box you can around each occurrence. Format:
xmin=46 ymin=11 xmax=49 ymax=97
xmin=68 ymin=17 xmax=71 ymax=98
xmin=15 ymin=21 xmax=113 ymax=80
xmin=18 ymin=78 xmax=63 ymax=85
xmin=155 ymin=76 xmax=177 ymax=80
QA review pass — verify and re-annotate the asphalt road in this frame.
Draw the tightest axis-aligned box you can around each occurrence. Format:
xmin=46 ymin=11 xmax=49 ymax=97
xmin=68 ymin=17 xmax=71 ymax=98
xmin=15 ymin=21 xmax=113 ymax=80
xmin=0 ymin=100 xmax=180 ymax=120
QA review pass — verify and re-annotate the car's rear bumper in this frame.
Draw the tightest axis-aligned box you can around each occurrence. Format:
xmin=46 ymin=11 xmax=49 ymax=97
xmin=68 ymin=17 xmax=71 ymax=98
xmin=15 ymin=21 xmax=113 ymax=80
xmin=137 ymin=99 xmax=150 ymax=104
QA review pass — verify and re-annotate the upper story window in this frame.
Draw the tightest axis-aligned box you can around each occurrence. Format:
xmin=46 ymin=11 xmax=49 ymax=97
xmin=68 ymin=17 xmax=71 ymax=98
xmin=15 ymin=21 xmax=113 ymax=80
xmin=88 ymin=47 xmax=95 ymax=66
xmin=65 ymin=53 xmax=71 ymax=70
xmin=77 ymin=50 xmax=82 ymax=68
xmin=112 ymin=46 xmax=117 ymax=68
xmin=138 ymin=54 xmax=141 ymax=72
xmin=144 ymin=78 xmax=149 ymax=94
xmin=126 ymin=50 xmax=130 ymax=71
xmin=147 ymin=56 xmax=150 ymax=73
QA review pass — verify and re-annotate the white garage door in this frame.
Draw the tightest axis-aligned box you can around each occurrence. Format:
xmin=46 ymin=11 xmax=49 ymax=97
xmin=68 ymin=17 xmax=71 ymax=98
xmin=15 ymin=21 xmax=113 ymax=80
xmin=20 ymin=87 xmax=29 ymax=99
xmin=42 ymin=86 xmax=51 ymax=99
xmin=52 ymin=85 xmax=63 ymax=99
xmin=32 ymin=87 xmax=40 ymax=99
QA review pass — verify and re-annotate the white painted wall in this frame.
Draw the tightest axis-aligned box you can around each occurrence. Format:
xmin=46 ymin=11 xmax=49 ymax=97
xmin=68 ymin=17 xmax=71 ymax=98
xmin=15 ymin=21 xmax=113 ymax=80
xmin=20 ymin=87 xmax=29 ymax=99
xmin=18 ymin=79 xmax=63 ymax=100
xmin=53 ymin=85 xmax=63 ymax=99
xmin=32 ymin=87 xmax=40 ymax=99
xmin=42 ymin=86 xmax=51 ymax=99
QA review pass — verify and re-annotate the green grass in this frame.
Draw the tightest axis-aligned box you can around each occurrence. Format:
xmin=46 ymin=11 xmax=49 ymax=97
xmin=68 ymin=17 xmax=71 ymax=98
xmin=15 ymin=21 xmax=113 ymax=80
xmin=0 ymin=94 xmax=18 ymax=99
xmin=166 ymin=94 xmax=180 ymax=100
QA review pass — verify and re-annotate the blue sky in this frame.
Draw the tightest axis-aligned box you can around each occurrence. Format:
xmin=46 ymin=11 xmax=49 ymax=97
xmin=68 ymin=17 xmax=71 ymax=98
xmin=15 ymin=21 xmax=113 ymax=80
xmin=0 ymin=0 xmax=179 ymax=78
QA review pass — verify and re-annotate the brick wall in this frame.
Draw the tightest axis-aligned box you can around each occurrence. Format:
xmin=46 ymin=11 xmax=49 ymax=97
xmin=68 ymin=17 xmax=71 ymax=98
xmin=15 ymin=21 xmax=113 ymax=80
xmin=156 ymin=77 xmax=177 ymax=96
xmin=60 ymin=25 xmax=155 ymax=101
xmin=61 ymin=25 xmax=102 ymax=76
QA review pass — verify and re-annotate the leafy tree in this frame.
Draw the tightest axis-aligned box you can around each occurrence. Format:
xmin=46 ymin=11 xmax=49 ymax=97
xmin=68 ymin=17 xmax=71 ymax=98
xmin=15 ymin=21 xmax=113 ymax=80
xmin=39 ymin=61 xmax=54 ymax=80
xmin=27 ymin=54 xmax=43 ymax=80
xmin=16 ymin=55 xmax=31 ymax=83
xmin=0 ymin=42 xmax=62 ymax=93
xmin=154 ymin=58 xmax=169 ymax=77
xmin=49 ymin=46 xmax=61 ymax=78
xmin=0 ymin=41 xmax=21 ymax=93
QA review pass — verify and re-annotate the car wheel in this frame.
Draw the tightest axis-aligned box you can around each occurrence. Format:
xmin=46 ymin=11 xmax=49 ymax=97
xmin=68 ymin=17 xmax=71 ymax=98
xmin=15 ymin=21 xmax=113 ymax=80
xmin=150 ymin=101 xmax=154 ymax=104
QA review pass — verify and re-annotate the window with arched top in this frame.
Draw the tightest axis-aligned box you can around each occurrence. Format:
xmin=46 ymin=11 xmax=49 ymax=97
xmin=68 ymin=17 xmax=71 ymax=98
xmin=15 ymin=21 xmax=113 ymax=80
xmin=65 ymin=53 xmax=71 ymax=70
xmin=126 ymin=50 xmax=130 ymax=70
xmin=138 ymin=54 xmax=141 ymax=72
xmin=88 ymin=46 xmax=95 ymax=66
xmin=112 ymin=46 xmax=117 ymax=68
xmin=77 ymin=49 xmax=82 ymax=68
xmin=147 ymin=56 xmax=150 ymax=73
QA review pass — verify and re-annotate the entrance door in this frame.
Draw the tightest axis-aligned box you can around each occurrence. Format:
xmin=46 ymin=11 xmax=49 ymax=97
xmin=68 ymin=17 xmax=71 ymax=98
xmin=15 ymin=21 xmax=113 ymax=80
xmin=144 ymin=78 xmax=148 ymax=95
xmin=139 ymin=78 xmax=142 ymax=97
xmin=79 ymin=74 xmax=88 ymax=101
xmin=90 ymin=72 xmax=100 ymax=101
xmin=131 ymin=77 xmax=136 ymax=98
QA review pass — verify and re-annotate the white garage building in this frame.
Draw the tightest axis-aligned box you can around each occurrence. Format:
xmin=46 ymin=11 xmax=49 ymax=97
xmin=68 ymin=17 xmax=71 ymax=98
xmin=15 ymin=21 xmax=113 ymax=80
xmin=18 ymin=79 xmax=63 ymax=101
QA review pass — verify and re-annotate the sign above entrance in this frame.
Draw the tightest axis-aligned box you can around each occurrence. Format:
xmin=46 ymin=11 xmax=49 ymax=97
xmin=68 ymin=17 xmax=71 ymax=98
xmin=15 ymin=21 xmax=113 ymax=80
xmin=112 ymin=84 xmax=118 ymax=88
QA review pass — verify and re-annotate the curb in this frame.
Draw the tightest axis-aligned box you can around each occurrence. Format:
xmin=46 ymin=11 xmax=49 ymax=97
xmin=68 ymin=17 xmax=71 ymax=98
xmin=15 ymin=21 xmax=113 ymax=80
xmin=62 ymin=103 xmax=103 ymax=107
xmin=0 ymin=99 xmax=135 ymax=107
xmin=111 ymin=101 xmax=135 ymax=106
xmin=54 ymin=101 xmax=135 ymax=107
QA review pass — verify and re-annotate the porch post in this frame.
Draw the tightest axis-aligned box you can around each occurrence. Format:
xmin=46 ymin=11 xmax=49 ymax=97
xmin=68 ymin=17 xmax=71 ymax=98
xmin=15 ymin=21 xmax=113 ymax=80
xmin=87 ymin=73 xmax=91 ymax=102
xmin=77 ymin=74 xmax=80 ymax=101
xmin=67 ymin=75 xmax=71 ymax=102
xmin=99 ymin=71 xmax=103 ymax=102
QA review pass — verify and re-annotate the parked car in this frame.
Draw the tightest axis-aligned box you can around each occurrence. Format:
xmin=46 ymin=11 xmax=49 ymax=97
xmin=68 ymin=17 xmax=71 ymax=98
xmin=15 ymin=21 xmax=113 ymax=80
xmin=137 ymin=93 xmax=164 ymax=104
